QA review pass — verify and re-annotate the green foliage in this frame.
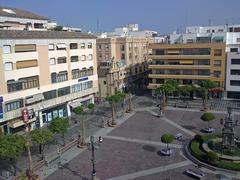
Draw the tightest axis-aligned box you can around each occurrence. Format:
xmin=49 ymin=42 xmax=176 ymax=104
xmin=190 ymin=140 xmax=205 ymax=158
xmin=207 ymin=151 xmax=218 ymax=162
xmin=0 ymin=134 xmax=26 ymax=159
xmin=178 ymin=85 xmax=193 ymax=98
xmin=87 ymin=103 xmax=95 ymax=111
xmin=106 ymin=91 xmax=125 ymax=104
xmin=194 ymin=135 xmax=203 ymax=144
xmin=49 ymin=117 xmax=70 ymax=136
xmin=161 ymin=133 xmax=174 ymax=144
xmin=73 ymin=105 xmax=84 ymax=115
xmin=200 ymin=80 xmax=216 ymax=89
xmin=54 ymin=26 xmax=63 ymax=31
xmin=30 ymin=129 xmax=53 ymax=146
xmin=201 ymin=112 xmax=215 ymax=122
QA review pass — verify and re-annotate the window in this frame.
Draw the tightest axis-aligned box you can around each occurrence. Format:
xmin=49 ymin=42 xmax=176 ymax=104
xmin=80 ymin=43 xmax=85 ymax=49
xmin=120 ymin=44 xmax=125 ymax=51
xmin=237 ymin=38 xmax=240 ymax=42
xmin=129 ymin=53 xmax=132 ymax=59
xmin=72 ymin=69 xmax=81 ymax=79
xmin=5 ymin=99 xmax=23 ymax=112
xmin=230 ymin=80 xmax=240 ymax=86
xmin=88 ymin=42 xmax=92 ymax=49
xmin=57 ymin=71 xmax=68 ymax=82
xmin=105 ymin=54 xmax=109 ymax=60
xmin=51 ymin=73 xmax=57 ymax=83
xmin=231 ymin=59 xmax=240 ymax=65
xmin=70 ymin=43 xmax=78 ymax=49
xmin=49 ymin=58 xmax=56 ymax=65
xmin=214 ymin=49 xmax=222 ymax=56
xmin=7 ymin=76 xmax=39 ymax=92
xmin=4 ymin=62 xmax=13 ymax=71
xmin=34 ymin=23 xmax=43 ymax=29
xmin=57 ymin=57 xmax=67 ymax=64
xmin=56 ymin=43 xmax=67 ymax=50
xmin=230 ymin=48 xmax=238 ymax=52
xmin=214 ymin=60 xmax=221 ymax=67
xmin=98 ymin=45 xmax=102 ymax=50
xmin=15 ymin=44 xmax=36 ymax=53
xmin=3 ymin=45 xmax=11 ymax=54
xmin=58 ymin=86 xmax=70 ymax=97
xmin=51 ymin=72 xmax=68 ymax=83
xmin=48 ymin=44 xmax=54 ymax=50
xmin=105 ymin=45 xmax=109 ymax=51
xmin=70 ymin=56 xmax=78 ymax=62
xmin=231 ymin=70 xmax=240 ymax=75
xmin=72 ymin=83 xmax=82 ymax=93
xmin=213 ymin=71 xmax=221 ymax=78
xmin=121 ymin=53 xmax=125 ymax=60
xmin=88 ymin=54 xmax=93 ymax=60
xmin=16 ymin=60 xmax=38 ymax=69
xmin=234 ymin=27 xmax=240 ymax=32
xmin=98 ymin=54 xmax=102 ymax=60
xmin=43 ymin=90 xmax=57 ymax=100
xmin=81 ymin=55 xmax=86 ymax=61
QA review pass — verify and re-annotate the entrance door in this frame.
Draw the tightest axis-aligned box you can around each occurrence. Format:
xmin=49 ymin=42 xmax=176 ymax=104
xmin=42 ymin=113 xmax=47 ymax=124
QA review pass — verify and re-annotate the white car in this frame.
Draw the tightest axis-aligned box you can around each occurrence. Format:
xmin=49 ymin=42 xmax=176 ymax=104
xmin=174 ymin=133 xmax=183 ymax=140
xmin=202 ymin=127 xmax=214 ymax=133
xmin=160 ymin=149 xmax=173 ymax=156
xmin=185 ymin=169 xmax=205 ymax=179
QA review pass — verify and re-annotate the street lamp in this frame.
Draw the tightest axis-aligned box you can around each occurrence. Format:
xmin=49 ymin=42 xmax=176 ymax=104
xmin=88 ymin=136 xmax=99 ymax=180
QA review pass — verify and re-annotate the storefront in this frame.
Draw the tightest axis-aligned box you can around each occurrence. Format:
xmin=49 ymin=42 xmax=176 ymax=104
xmin=40 ymin=104 xmax=67 ymax=126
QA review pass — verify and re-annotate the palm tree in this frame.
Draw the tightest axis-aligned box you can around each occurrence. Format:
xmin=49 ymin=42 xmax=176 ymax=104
xmin=155 ymin=79 xmax=178 ymax=108
xmin=106 ymin=91 xmax=125 ymax=127
xmin=199 ymin=80 xmax=216 ymax=111
xmin=73 ymin=106 xmax=86 ymax=148
xmin=178 ymin=85 xmax=193 ymax=101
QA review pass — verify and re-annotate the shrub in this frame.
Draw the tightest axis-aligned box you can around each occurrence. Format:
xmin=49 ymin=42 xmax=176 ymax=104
xmin=194 ymin=135 xmax=203 ymax=144
xmin=207 ymin=151 xmax=218 ymax=162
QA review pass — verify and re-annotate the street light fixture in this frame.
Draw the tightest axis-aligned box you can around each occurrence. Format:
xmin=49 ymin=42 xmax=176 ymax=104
xmin=87 ymin=136 xmax=99 ymax=180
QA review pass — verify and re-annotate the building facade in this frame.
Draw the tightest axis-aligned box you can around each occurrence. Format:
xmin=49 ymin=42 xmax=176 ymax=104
xmin=0 ymin=30 xmax=98 ymax=134
xmin=96 ymin=36 xmax=152 ymax=97
xmin=226 ymin=32 xmax=240 ymax=99
xmin=148 ymin=42 xmax=226 ymax=95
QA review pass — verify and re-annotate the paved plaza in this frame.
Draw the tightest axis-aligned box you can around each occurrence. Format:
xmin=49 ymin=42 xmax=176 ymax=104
xmin=43 ymin=99 xmax=240 ymax=180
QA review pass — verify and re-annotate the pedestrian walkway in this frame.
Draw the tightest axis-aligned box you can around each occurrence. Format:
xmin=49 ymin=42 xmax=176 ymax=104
xmin=105 ymin=135 xmax=182 ymax=149
xmin=106 ymin=160 xmax=192 ymax=180
xmin=147 ymin=109 xmax=196 ymax=137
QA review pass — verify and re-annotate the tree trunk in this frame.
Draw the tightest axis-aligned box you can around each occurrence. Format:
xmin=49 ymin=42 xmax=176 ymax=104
xmin=81 ymin=116 xmax=85 ymax=146
xmin=111 ymin=103 xmax=116 ymax=126
xmin=26 ymin=145 xmax=33 ymax=180
xmin=128 ymin=93 xmax=132 ymax=112
xmin=163 ymin=92 xmax=167 ymax=108
xmin=62 ymin=133 xmax=65 ymax=146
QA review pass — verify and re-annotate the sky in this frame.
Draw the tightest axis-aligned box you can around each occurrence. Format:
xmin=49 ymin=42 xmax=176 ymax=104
xmin=0 ymin=0 xmax=240 ymax=34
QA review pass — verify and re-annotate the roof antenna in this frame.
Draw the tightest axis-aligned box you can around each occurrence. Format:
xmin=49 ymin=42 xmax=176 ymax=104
xmin=208 ymin=19 xmax=212 ymax=26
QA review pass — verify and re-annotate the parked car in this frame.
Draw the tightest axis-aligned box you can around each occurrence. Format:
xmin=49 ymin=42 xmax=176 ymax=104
xmin=174 ymin=133 xmax=183 ymax=140
xmin=185 ymin=169 xmax=205 ymax=179
xmin=202 ymin=127 xmax=214 ymax=133
xmin=160 ymin=149 xmax=173 ymax=156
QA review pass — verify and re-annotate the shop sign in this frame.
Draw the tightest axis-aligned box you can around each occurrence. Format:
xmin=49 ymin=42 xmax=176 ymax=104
xmin=78 ymin=77 xmax=88 ymax=82
xmin=25 ymin=94 xmax=44 ymax=105
xmin=22 ymin=109 xmax=29 ymax=123
xmin=0 ymin=97 xmax=3 ymax=120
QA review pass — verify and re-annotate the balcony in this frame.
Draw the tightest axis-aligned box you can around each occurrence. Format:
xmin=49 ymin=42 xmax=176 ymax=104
xmin=148 ymin=54 xmax=211 ymax=60
xmin=4 ymin=86 xmax=98 ymax=121
xmin=149 ymin=64 xmax=210 ymax=70
xmin=148 ymin=74 xmax=210 ymax=80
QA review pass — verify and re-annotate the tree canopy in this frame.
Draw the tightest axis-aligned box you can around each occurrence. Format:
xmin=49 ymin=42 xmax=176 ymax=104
xmin=73 ymin=105 xmax=84 ymax=115
xmin=201 ymin=112 xmax=215 ymax=122
xmin=49 ymin=117 xmax=70 ymax=136
xmin=0 ymin=134 xmax=26 ymax=159
xmin=106 ymin=91 xmax=125 ymax=104
xmin=30 ymin=129 xmax=53 ymax=146
xmin=161 ymin=133 xmax=174 ymax=145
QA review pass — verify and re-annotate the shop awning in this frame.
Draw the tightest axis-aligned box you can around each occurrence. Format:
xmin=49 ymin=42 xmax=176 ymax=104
xmin=212 ymin=36 xmax=224 ymax=42
xmin=8 ymin=118 xmax=36 ymax=128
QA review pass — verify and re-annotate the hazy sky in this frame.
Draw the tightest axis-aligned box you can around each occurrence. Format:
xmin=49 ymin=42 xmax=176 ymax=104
xmin=1 ymin=0 xmax=239 ymax=33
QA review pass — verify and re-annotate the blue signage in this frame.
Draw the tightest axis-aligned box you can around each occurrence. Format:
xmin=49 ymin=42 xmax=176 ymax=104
xmin=78 ymin=77 xmax=88 ymax=82
xmin=0 ymin=96 xmax=3 ymax=103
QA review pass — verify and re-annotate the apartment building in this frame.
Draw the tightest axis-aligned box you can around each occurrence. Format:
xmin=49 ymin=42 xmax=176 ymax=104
xmin=148 ymin=42 xmax=226 ymax=97
xmin=0 ymin=30 xmax=98 ymax=134
xmin=226 ymin=33 xmax=240 ymax=99
xmin=0 ymin=6 xmax=48 ymax=31
xmin=96 ymin=35 xmax=153 ymax=97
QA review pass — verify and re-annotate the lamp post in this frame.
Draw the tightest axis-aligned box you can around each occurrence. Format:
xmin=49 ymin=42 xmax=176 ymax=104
xmin=88 ymin=136 xmax=99 ymax=180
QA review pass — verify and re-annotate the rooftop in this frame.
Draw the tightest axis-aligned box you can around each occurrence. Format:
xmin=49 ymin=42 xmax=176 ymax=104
xmin=0 ymin=6 xmax=48 ymax=20
xmin=0 ymin=30 xmax=96 ymax=39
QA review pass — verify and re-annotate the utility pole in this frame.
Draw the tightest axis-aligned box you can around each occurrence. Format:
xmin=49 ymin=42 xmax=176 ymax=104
xmin=88 ymin=136 xmax=99 ymax=180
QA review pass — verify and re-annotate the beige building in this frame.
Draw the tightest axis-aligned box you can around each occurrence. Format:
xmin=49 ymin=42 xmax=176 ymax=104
xmin=0 ymin=30 xmax=98 ymax=134
xmin=96 ymin=36 xmax=152 ymax=97
xmin=148 ymin=42 xmax=226 ymax=95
